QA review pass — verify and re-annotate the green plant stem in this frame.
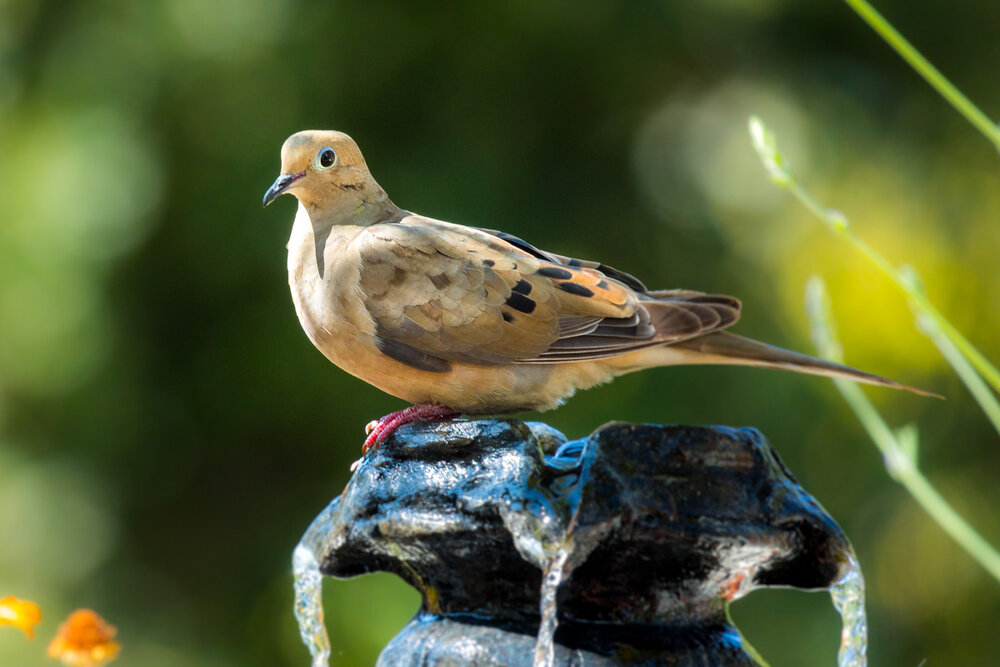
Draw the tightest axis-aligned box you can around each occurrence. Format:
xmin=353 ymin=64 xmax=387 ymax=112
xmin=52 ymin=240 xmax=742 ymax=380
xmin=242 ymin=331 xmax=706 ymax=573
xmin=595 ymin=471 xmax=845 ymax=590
xmin=919 ymin=315 xmax=1000 ymax=434
xmin=750 ymin=114 xmax=1000 ymax=397
xmin=725 ymin=603 xmax=770 ymax=667
xmin=837 ymin=381 xmax=1000 ymax=583
xmin=842 ymin=0 xmax=1000 ymax=150
xmin=781 ymin=178 xmax=1000 ymax=397
xmin=804 ymin=196 xmax=1000 ymax=393
xmin=754 ymin=113 xmax=1000 ymax=584
xmin=808 ymin=280 xmax=1000 ymax=583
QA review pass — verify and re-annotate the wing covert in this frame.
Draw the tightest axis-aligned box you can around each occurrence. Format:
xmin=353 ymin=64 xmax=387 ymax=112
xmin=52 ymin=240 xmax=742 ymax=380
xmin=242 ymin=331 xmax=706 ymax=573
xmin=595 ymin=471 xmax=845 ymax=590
xmin=355 ymin=218 xmax=741 ymax=370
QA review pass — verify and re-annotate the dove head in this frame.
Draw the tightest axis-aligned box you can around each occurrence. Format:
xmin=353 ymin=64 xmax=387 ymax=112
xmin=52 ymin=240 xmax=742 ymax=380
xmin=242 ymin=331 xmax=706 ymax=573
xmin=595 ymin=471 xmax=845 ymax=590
xmin=263 ymin=130 xmax=387 ymax=217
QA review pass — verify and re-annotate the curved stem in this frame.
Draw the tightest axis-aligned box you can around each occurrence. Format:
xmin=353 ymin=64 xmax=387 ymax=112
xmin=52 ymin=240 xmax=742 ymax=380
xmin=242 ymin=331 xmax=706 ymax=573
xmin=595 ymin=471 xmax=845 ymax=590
xmin=783 ymin=177 xmax=1000 ymax=396
xmin=842 ymin=0 xmax=1000 ymax=150
xmin=807 ymin=279 xmax=1000 ymax=583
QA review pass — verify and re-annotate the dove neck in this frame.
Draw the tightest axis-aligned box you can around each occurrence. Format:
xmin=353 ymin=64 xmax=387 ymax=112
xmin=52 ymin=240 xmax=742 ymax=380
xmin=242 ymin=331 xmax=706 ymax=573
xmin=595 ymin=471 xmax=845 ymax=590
xmin=305 ymin=185 xmax=401 ymax=230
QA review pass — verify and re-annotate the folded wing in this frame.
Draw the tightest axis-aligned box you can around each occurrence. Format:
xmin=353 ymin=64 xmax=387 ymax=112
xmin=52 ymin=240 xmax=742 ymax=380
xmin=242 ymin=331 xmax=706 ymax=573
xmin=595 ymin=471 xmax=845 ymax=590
xmin=355 ymin=217 xmax=741 ymax=371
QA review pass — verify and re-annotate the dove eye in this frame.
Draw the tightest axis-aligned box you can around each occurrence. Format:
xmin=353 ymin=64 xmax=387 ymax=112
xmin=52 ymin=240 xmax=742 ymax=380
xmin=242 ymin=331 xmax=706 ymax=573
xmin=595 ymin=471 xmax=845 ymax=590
xmin=315 ymin=147 xmax=337 ymax=170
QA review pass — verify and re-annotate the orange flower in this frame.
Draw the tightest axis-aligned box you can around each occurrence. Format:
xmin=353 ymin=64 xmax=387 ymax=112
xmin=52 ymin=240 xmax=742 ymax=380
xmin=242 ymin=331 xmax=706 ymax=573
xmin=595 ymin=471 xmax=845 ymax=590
xmin=0 ymin=595 xmax=42 ymax=639
xmin=47 ymin=609 xmax=121 ymax=667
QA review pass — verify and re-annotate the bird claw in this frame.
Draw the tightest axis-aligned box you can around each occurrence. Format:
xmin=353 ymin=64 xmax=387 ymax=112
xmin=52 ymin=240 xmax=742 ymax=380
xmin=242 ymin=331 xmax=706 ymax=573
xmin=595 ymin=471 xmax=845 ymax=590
xmin=362 ymin=428 xmax=381 ymax=454
xmin=352 ymin=404 xmax=460 ymax=472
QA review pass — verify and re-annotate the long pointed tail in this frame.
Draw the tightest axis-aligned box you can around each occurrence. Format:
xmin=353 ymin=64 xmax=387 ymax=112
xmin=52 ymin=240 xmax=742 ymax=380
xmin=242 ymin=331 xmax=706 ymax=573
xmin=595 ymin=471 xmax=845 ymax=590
xmin=670 ymin=332 xmax=940 ymax=398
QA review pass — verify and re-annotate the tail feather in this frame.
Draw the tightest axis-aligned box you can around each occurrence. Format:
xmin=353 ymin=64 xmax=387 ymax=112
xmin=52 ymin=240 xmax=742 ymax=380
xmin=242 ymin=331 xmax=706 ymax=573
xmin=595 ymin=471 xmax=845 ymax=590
xmin=671 ymin=332 xmax=940 ymax=398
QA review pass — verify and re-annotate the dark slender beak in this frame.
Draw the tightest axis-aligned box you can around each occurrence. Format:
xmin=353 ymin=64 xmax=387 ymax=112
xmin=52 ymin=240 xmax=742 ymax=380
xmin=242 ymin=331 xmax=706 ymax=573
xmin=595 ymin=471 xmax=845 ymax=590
xmin=262 ymin=172 xmax=305 ymax=207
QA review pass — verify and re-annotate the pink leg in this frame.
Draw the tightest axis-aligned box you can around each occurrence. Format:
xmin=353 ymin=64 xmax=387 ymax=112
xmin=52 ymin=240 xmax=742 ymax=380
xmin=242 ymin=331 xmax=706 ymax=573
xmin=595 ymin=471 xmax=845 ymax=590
xmin=362 ymin=403 xmax=460 ymax=454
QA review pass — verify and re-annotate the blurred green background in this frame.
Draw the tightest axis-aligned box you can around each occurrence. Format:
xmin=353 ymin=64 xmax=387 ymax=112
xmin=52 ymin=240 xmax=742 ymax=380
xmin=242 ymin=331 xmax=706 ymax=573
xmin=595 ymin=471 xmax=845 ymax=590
xmin=1 ymin=0 xmax=998 ymax=665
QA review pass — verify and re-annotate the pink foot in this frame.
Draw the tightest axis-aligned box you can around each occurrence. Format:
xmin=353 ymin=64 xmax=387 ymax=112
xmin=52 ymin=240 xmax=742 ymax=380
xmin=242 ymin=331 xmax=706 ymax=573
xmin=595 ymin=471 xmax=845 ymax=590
xmin=361 ymin=403 xmax=460 ymax=454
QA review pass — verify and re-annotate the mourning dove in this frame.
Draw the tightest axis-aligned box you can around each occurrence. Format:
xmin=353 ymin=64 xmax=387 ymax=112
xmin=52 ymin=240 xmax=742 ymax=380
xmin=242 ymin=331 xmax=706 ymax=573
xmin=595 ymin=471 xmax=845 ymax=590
xmin=263 ymin=130 xmax=932 ymax=452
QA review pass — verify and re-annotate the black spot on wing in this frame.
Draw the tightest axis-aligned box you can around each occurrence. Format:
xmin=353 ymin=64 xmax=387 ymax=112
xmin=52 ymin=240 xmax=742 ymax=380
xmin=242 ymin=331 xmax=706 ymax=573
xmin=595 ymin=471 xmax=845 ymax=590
xmin=375 ymin=337 xmax=452 ymax=373
xmin=502 ymin=311 xmax=515 ymax=323
xmin=512 ymin=279 xmax=532 ymax=295
xmin=596 ymin=264 xmax=647 ymax=292
xmin=494 ymin=232 xmax=555 ymax=261
xmin=538 ymin=266 xmax=573 ymax=280
xmin=558 ymin=282 xmax=595 ymax=297
xmin=505 ymin=293 xmax=536 ymax=314
xmin=596 ymin=280 xmax=609 ymax=290
xmin=474 ymin=226 xmax=648 ymax=292
xmin=482 ymin=259 xmax=495 ymax=267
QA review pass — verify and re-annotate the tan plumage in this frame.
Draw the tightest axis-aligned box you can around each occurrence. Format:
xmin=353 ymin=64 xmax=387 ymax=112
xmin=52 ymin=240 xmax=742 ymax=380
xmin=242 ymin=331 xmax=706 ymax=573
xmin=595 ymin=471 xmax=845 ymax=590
xmin=264 ymin=130 xmax=932 ymax=420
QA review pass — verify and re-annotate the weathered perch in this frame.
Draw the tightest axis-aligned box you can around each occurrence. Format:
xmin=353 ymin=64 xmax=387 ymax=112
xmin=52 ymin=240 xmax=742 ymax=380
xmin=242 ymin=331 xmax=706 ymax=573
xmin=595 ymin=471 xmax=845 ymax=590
xmin=294 ymin=420 xmax=864 ymax=666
